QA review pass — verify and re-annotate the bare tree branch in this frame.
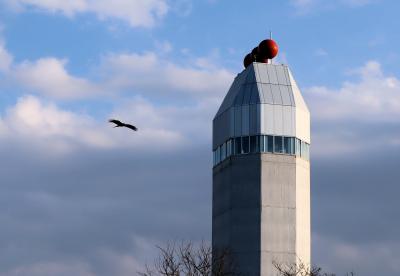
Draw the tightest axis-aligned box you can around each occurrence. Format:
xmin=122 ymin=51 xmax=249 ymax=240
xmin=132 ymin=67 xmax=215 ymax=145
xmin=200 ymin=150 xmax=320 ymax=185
xmin=139 ymin=242 xmax=354 ymax=276
xmin=138 ymin=241 xmax=239 ymax=276
xmin=273 ymin=260 xmax=337 ymax=276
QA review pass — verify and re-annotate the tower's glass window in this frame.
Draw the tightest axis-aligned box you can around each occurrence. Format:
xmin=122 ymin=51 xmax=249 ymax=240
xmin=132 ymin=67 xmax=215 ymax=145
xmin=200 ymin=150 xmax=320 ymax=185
xmin=283 ymin=137 xmax=295 ymax=155
xmin=221 ymin=142 xmax=226 ymax=160
xmin=274 ymin=136 xmax=283 ymax=153
xmin=260 ymin=135 xmax=265 ymax=152
xmin=283 ymin=137 xmax=289 ymax=154
xmin=304 ymin=142 xmax=307 ymax=158
xmin=226 ymin=140 xmax=231 ymax=157
xmin=213 ymin=150 xmax=216 ymax=165
xmin=242 ymin=136 xmax=249 ymax=154
xmin=250 ymin=135 xmax=258 ymax=153
xmin=234 ymin=137 xmax=241 ymax=155
xmin=301 ymin=141 xmax=309 ymax=160
xmin=213 ymin=135 xmax=310 ymax=167
xmin=267 ymin=135 xmax=273 ymax=153
xmin=295 ymin=138 xmax=301 ymax=157
xmin=304 ymin=143 xmax=309 ymax=160
xmin=290 ymin=137 xmax=295 ymax=155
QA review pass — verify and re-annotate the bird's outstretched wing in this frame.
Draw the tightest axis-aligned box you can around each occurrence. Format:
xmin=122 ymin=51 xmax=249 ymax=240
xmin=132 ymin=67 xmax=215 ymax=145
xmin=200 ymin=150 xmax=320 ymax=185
xmin=109 ymin=119 xmax=138 ymax=131
xmin=123 ymin=123 xmax=138 ymax=131
xmin=109 ymin=119 xmax=123 ymax=126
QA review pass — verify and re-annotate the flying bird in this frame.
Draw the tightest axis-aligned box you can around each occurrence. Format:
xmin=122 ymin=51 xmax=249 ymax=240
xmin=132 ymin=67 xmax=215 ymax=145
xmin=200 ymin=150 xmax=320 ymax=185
xmin=109 ymin=119 xmax=138 ymax=131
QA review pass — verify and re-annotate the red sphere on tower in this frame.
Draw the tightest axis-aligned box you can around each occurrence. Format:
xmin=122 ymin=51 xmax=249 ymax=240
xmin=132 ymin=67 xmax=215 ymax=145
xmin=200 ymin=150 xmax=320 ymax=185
xmin=251 ymin=47 xmax=259 ymax=57
xmin=258 ymin=39 xmax=279 ymax=60
xmin=243 ymin=53 xmax=253 ymax=68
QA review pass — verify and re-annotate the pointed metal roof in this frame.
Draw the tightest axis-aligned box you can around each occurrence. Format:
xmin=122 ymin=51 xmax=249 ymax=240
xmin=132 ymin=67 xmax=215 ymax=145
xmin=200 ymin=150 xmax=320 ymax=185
xmin=215 ymin=62 xmax=308 ymax=118
xmin=212 ymin=62 xmax=310 ymax=149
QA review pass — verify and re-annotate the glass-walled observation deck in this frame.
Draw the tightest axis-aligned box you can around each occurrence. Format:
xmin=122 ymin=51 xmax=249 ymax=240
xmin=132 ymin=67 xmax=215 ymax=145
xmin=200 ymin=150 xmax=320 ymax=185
xmin=213 ymin=134 xmax=310 ymax=167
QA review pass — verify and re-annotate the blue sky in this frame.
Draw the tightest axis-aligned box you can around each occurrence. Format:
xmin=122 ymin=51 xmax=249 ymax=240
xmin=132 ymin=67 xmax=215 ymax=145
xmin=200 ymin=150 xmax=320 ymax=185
xmin=0 ymin=1 xmax=400 ymax=276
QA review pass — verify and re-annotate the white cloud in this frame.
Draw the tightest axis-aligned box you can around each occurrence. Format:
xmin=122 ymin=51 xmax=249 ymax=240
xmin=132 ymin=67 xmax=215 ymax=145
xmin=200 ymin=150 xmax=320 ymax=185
xmin=13 ymin=58 xmax=101 ymax=99
xmin=101 ymin=52 xmax=234 ymax=98
xmin=2 ymin=36 xmax=398 ymax=160
xmin=0 ymin=41 xmax=13 ymax=73
xmin=0 ymin=39 xmax=233 ymax=101
xmin=0 ymin=95 xmax=114 ymax=153
xmin=305 ymin=60 xmax=400 ymax=157
xmin=305 ymin=61 xmax=400 ymax=122
xmin=7 ymin=0 xmax=169 ymax=28
xmin=154 ymin=40 xmax=173 ymax=54
xmin=4 ymin=53 xmax=399 ymax=159
xmin=0 ymin=42 xmax=101 ymax=99
xmin=113 ymin=95 xmax=219 ymax=143
xmin=0 ymin=41 xmax=232 ymax=155
xmin=290 ymin=0 xmax=377 ymax=13
xmin=0 ymin=94 xmax=212 ymax=156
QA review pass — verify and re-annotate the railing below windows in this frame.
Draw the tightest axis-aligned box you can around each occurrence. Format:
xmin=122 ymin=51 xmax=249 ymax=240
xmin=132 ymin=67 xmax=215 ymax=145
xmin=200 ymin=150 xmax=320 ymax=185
xmin=213 ymin=135 xmax=310 ymax=167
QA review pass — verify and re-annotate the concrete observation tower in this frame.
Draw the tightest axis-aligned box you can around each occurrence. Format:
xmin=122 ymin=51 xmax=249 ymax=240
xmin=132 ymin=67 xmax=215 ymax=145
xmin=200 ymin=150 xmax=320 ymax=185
xmin=212 ymin=38 xmax=311 ymax=276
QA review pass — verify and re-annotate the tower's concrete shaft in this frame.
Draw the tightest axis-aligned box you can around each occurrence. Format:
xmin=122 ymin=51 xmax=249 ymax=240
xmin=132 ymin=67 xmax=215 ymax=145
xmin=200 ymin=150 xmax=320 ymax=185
xmin=212 ymin=63 xmax=310 ymax=276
